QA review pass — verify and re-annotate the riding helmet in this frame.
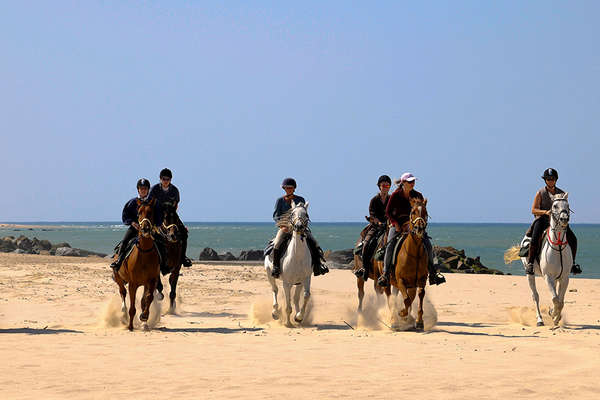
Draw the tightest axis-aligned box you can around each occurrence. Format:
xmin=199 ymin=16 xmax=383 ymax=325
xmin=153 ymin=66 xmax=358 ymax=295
xmin=160 ymin=168 xmax=173 ymax=179
xmin=542 ymin=168 xmax=558 ymax=180
xmin=281 ymin=177 xmax=297 ymax=188
xmin=136 ymin=178 xmax=151 ymax=189
xmin=377 ymin=175 xmax=391 ymax=187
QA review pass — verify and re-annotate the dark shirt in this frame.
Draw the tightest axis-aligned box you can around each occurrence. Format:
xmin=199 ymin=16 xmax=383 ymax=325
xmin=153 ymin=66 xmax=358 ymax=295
xmin=385 ymin=188 xmax=424 ymax=227
xmin=273 ymin=195 xmax=306 ymax=222
xmin=369 ymin=194 xmax=389 ymax=224
xmin=149 ymin=184 xmax=180 ymax=208
xmin=122 ymin=197 xmax=162 ymax=226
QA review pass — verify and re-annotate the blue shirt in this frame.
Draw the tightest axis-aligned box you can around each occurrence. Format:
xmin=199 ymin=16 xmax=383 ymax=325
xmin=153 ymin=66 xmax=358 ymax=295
xmin=273 ymin=195 xmax=306 ymax=222
xmin=122 ymin=197 xmax=163 ymax=226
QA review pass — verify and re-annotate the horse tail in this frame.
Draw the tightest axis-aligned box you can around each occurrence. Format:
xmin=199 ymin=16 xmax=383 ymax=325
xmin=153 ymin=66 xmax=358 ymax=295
xmin=503 ymin=245 xmax=521 ymax=264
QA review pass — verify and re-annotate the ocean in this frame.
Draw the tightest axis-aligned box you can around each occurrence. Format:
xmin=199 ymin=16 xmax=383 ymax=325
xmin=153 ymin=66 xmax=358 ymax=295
xmin=1 ymin=222 xmax=598 ymax=278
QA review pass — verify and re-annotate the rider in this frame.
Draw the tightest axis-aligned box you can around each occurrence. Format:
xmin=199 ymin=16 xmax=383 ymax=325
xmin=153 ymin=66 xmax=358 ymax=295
xmin=110 ymin=178 xmax=166 ymax=272
xmin=525 ymin=168 xmax=581 ymax=275
xmin=377 ymin=173 xmax=446 ymax=287
xmin=353 ymin=175 xmax=391 ymax=281
xmin=149 ymin=168 xmax=193 ymax=268
xmin=271 ymin=177 xmax=329 ymax=278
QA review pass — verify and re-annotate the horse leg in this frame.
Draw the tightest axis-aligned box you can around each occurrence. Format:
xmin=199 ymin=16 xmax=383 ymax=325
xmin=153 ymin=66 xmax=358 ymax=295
xmin=415 ymin=286 xmax=425 ymax=331
xmin=128 ymin=284 xmax=138 ymax=331
xmin=527 ymin=274 xmax=544 ymax=326
xmin=267 ymin=272 xmax=280 ymax=320
xmin=404 ymin=287 xmax=417 ymax=320
xmin=114 ymin=275 xmax=128 ymax=314
xmin=543 ymin=274 xmax=561 ymax=324
xmin=553 ymin=276 xmax=570 ymax=326
xmin=168 ymin=267 xmax=181 ymax=315
xmin=140 ymin=280 xmax=156 ymax=331
xmin=357 ymin=277 xmax=365 ymax=312
xmin=156 ymin=275 xmax=164 ymax=301
xmin=282 ymin=283 xmax=293 ymax=326
xmin=295 ymin=277 xmax=311 ymax=323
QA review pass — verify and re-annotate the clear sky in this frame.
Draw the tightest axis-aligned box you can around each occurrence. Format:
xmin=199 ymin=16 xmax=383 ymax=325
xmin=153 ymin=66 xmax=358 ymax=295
xmin=2 ymin=1 xmax=599 ymax=223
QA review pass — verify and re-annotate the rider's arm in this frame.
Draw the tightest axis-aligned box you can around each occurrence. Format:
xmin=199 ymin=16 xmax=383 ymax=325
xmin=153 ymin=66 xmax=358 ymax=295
xmin=368 ymin=196 xmax=382 ymax=224
xmin=273 ymin=198 xmax=284 ymax=222
xmin=531 ymin=192 xmax=551 ymax=217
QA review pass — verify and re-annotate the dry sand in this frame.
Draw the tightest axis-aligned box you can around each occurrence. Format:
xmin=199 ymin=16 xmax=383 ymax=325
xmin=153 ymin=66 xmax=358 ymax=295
xmin=0 ymin=253 xmax=598 ymax=399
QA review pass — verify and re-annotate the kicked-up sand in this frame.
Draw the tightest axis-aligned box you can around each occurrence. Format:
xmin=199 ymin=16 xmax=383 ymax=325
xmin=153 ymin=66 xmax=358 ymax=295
xmin=0 ymin=253 xmax=599 ymax=399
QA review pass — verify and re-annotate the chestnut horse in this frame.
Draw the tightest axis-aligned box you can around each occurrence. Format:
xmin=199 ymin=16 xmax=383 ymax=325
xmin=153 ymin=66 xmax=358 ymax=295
xmin=353 ymin=222 xmax=390 ymax=311
xmin=155 ymin=204 xmax=183 ymax=315
xmin=112 ymin=198 xmax=161 ymax=331
xmin=387 ymin=199 xmax=429 ymax=331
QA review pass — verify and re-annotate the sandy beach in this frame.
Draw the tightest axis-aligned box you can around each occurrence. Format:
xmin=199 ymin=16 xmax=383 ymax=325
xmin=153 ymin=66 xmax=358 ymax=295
xmin=0 ymin=253 xmax=598 ymax=399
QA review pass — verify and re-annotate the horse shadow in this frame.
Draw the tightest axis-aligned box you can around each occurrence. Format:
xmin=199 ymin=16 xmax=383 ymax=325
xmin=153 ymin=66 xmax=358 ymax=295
xmin=561 ymin=324 xmax=600 ymax=331
xmin=156 ymin=326 xmax=263 ymax=334
xmin=0 ymin=327 xmax=83 ymax=335
xmin=427 ymin=321 xmax=539 ymax=338
xmin=176 ymin=311 xmax=247 ymax=319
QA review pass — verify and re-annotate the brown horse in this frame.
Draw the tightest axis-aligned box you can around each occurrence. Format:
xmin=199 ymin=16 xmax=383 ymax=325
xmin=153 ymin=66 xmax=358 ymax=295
xmin=155 ymin=204 xmax=183 ymax=315
xmin=353 ymin=222 xmax=390 ymax=311
xmin=112 ymin=198 xmax=161 ymax=331
xmin=388 ymin=199 xmax=429 ymax=331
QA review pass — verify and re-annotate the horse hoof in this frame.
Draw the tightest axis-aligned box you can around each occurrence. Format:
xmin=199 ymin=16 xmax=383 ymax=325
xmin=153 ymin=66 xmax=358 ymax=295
xmin=272 ymin=311 xmax=279 ymax=320
xmin=142 ymin=322 xmax=150 ymax=331
xmin=294 ymin=315 xmax=304 ymax=323
xmin=415 ymin=322 xmax=424 ymax=331
xmin=537 ymin=321 xmax=544 ymax=327
xmin=168 ymin=306 xmax=176 ymax=315
xmin=128 ymin=326 xmax=134 ymax=332
xmin=140 ymin=313 xmax=149 ymax=322
xmin=156 ymin=291 xmax=164 ymax=301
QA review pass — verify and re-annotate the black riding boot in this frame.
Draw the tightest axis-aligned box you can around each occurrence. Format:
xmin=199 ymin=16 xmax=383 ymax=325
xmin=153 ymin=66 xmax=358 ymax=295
xmin=377 ymin=237 xmax=397 ymax=287
xmin=428 ymin=260 xmax=446 ymax=285
xmin=156 ymin=241 xmax=169 ymax=275
xmin=271 ymin=247 xmax=283 ymax=278
xmin=110 ymin=248 xmax=127 ymax=272
xmin=181 ymin=236 xmax=192 ymax=267
xmin=307 ymin=236 xmax=328 ymax=276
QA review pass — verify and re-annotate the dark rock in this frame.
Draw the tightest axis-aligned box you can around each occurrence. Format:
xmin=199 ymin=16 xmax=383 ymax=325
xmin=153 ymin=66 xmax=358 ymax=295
xmin=465 ymin=257 xmax=475 ymax=266
xmin=16 ymin=236 xmax=33 ymax=251
xmin=198 ymin=247 xmax=220 ymax=261
xmin=0 ymin=240 xmax=17 ymax=252
xmin=444 ymin=255 xmax=461 ymax=269
xmin=238 ymin=250 xmax=264 ymax=261
xmin=76 ymin=248 xmax=107 ymax=257
xmin=55 ymin=247 xmax=82 ymax=257
xmin=219 ymin=252 xmax=237 ymax=261
xmin=38 ymin=240 xmax=52 ymax=251
xmin=325 ymin=249 xmax=354 ymax=265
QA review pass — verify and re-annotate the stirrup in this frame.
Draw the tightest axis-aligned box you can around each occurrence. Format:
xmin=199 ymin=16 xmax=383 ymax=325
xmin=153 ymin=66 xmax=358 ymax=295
xmin=271 ymin=265 xmax=281 ymax=278
xmin=353 ymin=267 xmax=365 ymax=278
xmin=429 ymin=272 xmax=446 ymax=285
xmin=377 ymin=275 xmax=390 ymax=287
xmin=182 ymin=257 xmax=192 ymax=267
xmin=571 ymin=263 xmax=582 ymax=275
xmin=525 ymin=262 xmax=535 ymax=275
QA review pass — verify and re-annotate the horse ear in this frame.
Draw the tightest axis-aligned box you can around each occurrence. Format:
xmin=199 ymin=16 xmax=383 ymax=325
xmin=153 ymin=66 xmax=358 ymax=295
xmin=564 ymin=192 xmax=569 ymax=200
xmin=304 ymin=201 xmax=309 ymax=210
xmin=423 ymin=198 xmax=428 ymax=206
xmin=291 ymin=200 xmax=296 ymax=209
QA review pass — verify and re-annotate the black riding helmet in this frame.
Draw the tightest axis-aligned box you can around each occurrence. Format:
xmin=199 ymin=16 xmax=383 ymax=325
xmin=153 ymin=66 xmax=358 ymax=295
xmin=137 ymin=178 xmax=150 ymax=189
xmin=542 ymin=168 xmax=558 ymax=180
xmin=160 ymin=168 xmax=173 ymax=179
xmin=377 ymin=175 xmax=391 ymax=187
xmin=281 ymin=177 xmax=297 ymax=188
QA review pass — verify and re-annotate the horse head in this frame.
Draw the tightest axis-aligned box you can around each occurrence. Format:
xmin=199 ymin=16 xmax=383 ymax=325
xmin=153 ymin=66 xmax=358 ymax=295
xmin=550 ymin=193 xmax=570 ymax=229
xmin=161 ymin=204 xmax=179 ymax=242
xmin=290 ymin=200 xmax=310 ymax=236
xmin=136 ymin=198 xmax=156 ymax=238
xmin=409 ymin=198 xmax=428 ymax=238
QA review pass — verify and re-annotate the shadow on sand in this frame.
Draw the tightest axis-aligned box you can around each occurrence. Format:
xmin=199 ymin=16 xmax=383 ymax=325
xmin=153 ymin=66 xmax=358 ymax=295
xmin=156 ymin=326 xmax=263 ymax=334
xmin=0 ymin=327 xmax=83 ymax=335
xmin=563 ymin=324 xmax=600 ymax=331
xmin=178 ymin=311 xmax=247 ymax=319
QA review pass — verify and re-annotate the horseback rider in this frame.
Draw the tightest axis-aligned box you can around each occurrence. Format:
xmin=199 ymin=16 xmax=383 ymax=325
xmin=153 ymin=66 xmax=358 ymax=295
xmin=110 ymin=178 xmax=167 ymax=272
xmin=149 ymin=168 xmax=193 ymax=268
xmin=271 ymin=177 xmax=329 ymax=278
xmin=377 ymin=173 xmax=446 ymax=287
xmin=353 ymin=175 xmax=391 ymax=281
xmin=525 ymin=168 xmax=581 ymax=275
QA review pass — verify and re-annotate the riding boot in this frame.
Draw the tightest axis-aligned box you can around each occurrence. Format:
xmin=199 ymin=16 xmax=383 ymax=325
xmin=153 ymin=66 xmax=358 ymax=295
xmin=306 ymin=236 xmax=328 ymax=276
xmin=181 ymin=236 xmax=192 ymax=267
xmin=271 ymin=247 xmax=283 ymax=278
xmin=377 ymin=237 xmax=397 ymax=287
xmin=156 ymin=241 xmax=169 ymax=275
xmin=110 ymin=250 xmax=126 ymax=272
xmin=427 ymin=259 xmax=446 ymax=285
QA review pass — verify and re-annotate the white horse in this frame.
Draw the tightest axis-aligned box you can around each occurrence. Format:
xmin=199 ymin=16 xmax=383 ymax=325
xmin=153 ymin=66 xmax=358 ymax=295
xmin=265 ymin=201 xmax=312 ymax=326
xmin=505 ymin=193 xmax=572 ymax=326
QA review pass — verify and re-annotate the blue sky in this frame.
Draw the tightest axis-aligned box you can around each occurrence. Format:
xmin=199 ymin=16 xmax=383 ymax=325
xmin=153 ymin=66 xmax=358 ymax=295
xmin=2 ymin=1 xmax=599 ymax=223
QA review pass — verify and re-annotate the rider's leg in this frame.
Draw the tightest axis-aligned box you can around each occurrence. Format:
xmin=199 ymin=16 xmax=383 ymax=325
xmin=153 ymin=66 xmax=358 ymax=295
xmin=271 ymin=228 xmax=290 ymax=278
xmin=355 ymin=227 xmax=376 ymax=280
xmin=154 ymin=235 xmax=169 ymax=274
xmin=176 ymin=216 xmax=192 ymax=267
xmin=424 ymin=235 xmax=445 ymax=285
xmin=566 ymin=227 xmax=581 ymax=274
xmin=377 ymin=227 xmax=403 ymax=287
xmin=526 ymin=217 xmax=549 ymax=274
xmin=111 ymin=226 xmax=137 ymax=271
xmin=306 ymin=232 xmax=328 ymax=276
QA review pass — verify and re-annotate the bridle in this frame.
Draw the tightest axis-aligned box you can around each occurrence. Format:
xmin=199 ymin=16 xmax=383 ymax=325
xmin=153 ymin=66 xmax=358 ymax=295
xmin=291 ymin=207 xmax=309 ymax=238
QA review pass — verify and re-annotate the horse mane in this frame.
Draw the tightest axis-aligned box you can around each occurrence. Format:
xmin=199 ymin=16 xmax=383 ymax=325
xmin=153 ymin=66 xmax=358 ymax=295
xmin=276 ymin=202 xmax=308 ymax=230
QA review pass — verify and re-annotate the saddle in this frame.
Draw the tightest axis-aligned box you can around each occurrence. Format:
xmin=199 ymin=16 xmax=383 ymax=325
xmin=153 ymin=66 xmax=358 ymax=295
xmin=263 ymin=235 xmax=292 ymax=258
xmin=519 ymin=229 xmax=548 ymax=259
xmin=114 ymin=237 xmax=163 ymax=266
